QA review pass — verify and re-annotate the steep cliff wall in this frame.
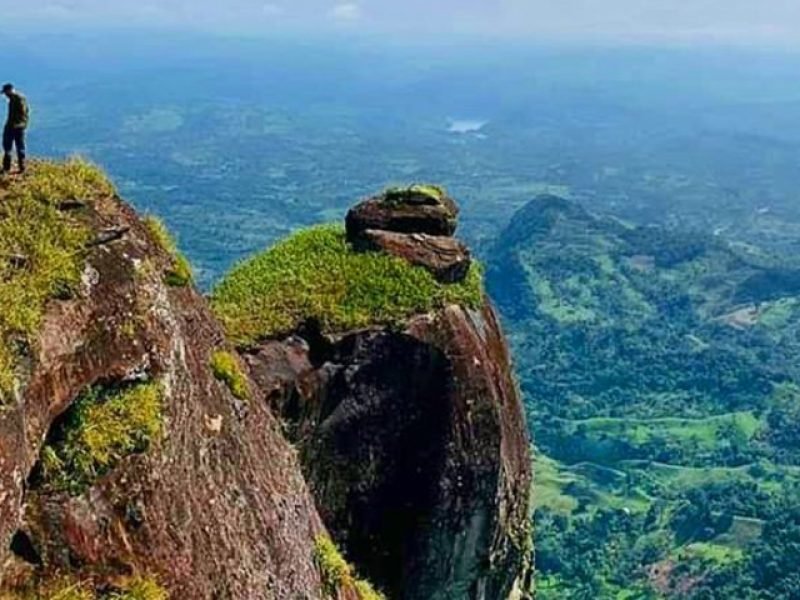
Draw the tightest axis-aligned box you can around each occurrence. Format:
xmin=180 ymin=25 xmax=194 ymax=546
xmin=216 ymin=186 xmax=534 ymax=600
xmin=0 ymin=161 xmax=360 ymax=599
xmin=246 ymin=304 xmax=532 ymax=600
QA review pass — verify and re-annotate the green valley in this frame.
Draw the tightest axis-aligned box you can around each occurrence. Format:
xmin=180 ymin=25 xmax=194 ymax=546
xmin=487 ymin=195 xmax=800 ymax=598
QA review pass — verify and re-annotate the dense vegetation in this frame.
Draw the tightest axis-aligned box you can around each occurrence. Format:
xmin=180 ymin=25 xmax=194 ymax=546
xmin=210 ymin=224 xmax=483 ymax=345
xmin=0 ymin=159 xmax=113 ymax=397
xmin=487 ymin=196 xmax=800 ymax=598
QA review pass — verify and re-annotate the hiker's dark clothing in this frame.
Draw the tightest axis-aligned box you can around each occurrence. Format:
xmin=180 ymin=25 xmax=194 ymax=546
xmin=3 ymin=90 xmax=28 ymax=172
xmin=3 ymin=126 xmax=25 ymax=171
xmin=5 ymin=91 xmax=28 ymax=129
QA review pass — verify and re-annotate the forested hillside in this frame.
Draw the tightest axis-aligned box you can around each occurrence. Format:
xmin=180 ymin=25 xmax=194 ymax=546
xmin=487 ymin=195 xmax=800 ymax=598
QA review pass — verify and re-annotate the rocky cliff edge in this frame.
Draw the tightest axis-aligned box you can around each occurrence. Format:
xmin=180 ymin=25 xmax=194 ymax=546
xmin=0 ymin=164 xmax=532 ymax=600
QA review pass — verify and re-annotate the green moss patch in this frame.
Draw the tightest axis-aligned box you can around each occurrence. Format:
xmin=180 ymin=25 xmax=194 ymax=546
xmin=143 ymin=216 xmax=193 ymax=287
xmin=1 ymin=574 xmax=168 ymax=600
xmin=2 ymin=577 xmax=94 ymax=600
xmin=384 ymin=183 xmax=446 ymax=204
xmin=14 ymin=158 xmax=115 ymax=206
xmin=39 ymin=382 xmax=163 ymax=495
xmin=106 ymin=576 xmax=169 ymax=600
xmin=210 ymin=350 xmax=250 ymax=401
xmin=314 ymin=535 xmax=385 ymax=600
xmin=211 ymin=224 xmax=483 ymax=345
xmin=352 ymin=580 xmax=385 ymax=600
xmin=0 ymin=159 xmax=113 ymax=399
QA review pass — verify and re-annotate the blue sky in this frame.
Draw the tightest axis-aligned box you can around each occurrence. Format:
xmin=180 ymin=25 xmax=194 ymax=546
xmin=3 ymin=0 xmax=800 ymax=45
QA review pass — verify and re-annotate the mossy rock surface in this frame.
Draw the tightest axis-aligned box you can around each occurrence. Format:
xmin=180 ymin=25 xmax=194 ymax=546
xmin=210 ymin=349 xmax=250 ymax=400
xmin=0 ymin=158 xmax=114 ymax=398
xmin=1 ymin=574 xmax=168 ymax=600
xmin=143 ymin=216 xmax=193 ymax=287
xmin=314 ymin=535 xmax=385 ymax=600
xmin=346 ymin=185 xmax=459 ymax=240
xmin=37 ymin=382 xmax=164 ymax=495
xmin=210 ymin=224 xmax=483 ymax=346
xmin=384 ymin=183 xmax=447 ymax=205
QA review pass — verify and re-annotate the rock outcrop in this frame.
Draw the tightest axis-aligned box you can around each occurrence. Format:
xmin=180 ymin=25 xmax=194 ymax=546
xmin=0 ymin=168 xmax=532 ymax=600
xmin=0 ymin=162 xmax=357 ymax=599
xmin=355 ymin=230 xmax=471 ymax=283
xmin=245 ymin=187 xmax=533 ymax=600
xmin=346 ymin=185 xmax=459 ymax=240
xmin=346 ymin=185 xmax=472 ymax=285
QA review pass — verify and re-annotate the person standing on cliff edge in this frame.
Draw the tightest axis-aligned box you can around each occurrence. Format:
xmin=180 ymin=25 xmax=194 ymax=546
xmin=2 ymin=83 xmax=28 ymax=174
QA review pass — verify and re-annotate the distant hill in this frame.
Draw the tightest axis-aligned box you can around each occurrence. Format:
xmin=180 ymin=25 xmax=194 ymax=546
xmin=487 ymin=195 xmax=800 ymax=598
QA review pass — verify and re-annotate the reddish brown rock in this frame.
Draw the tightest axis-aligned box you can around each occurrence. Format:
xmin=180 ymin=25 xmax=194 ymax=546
xmin=0 ymin=193 xmax=348 ymax=599
xmin=1 ymin=172 xmax=533 ymax=600
xmin=355 ymin=229 xmax=472 ymax=283
xmin=246 ymin=302 xmax=534 ymax=600
xmin=345 ymin=190 xmax=459 ymax=241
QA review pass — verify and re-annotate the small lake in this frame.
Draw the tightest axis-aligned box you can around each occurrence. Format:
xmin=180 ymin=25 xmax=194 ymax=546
xmin=447 ymin=119 xmax=488 ymax=134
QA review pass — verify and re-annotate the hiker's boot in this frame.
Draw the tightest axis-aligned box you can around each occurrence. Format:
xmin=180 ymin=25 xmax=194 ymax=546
xmin=2 ymin=154 xmax=11 ymax=174
xmin=17 ymin=155 xmax=25 ymax=174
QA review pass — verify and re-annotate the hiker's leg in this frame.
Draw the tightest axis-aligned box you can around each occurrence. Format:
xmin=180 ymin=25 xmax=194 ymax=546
xmin=15 ymin=128 xmax=25 ymax=172
xmin=2 ymin=126 xmax=12 ymax=173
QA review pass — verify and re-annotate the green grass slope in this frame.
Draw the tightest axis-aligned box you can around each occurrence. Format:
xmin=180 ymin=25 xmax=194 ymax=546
xmin=210 ymin=224 xmax=483 ymax=345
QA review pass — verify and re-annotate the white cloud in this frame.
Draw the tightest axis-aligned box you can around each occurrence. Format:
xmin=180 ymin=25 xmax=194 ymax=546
xmin=330 ymin=3 xmax=361 ymax=22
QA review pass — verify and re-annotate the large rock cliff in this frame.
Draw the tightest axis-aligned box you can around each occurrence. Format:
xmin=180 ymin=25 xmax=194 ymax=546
xmin=227 ymin=186 xmax=533 ymax=600
xmin=0 ymin=165 xmax=532 ymax=599
xmin=246 ymin=304 xmax=532 ymax=600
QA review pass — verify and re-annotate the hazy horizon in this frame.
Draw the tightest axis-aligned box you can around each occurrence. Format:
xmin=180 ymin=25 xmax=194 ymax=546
xmin=4 ymin=0 xmax=800 ymax=48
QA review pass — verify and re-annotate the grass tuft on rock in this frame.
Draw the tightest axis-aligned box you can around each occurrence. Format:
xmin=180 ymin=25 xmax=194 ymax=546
xmin=0 ymin=577 xmax=90 ymax=600
xmin=211 ymin=224 xmax=483 ymax=345
xmin=210 ymin=350 xmax=250 ymax=401
xmin=107 ymin=576 xmax=169 ymax=600
xmin=384 ymin=183 xmax=446 ymax=203
xmin=314 ymin=535 xmax=385 ymax=600
xmin=352 ymin=580 xmax=385 ymax=600
xmin=0 ymin=574 xmax=168 ymax=600
xmin=143 ymin=216 xmax=193 ymax=287
xmin=15 ymin=158 xmax=115 ymax=206
xmin=0 ymin=158 xmax=113 ymax=399
xmin=40 ymin=382 xmax=163 ymax=495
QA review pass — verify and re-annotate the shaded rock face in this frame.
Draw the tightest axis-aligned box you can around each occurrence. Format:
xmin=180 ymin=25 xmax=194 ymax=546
xmin=0 ymin=194 xmax=336 ymax=598
xmin=346 ymin=190 xmax=459 ymax=240
xmin=355 ymin=230 xmax=472 ymax=283
xmin=246 ymin=302 xmax=533 ymax=600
